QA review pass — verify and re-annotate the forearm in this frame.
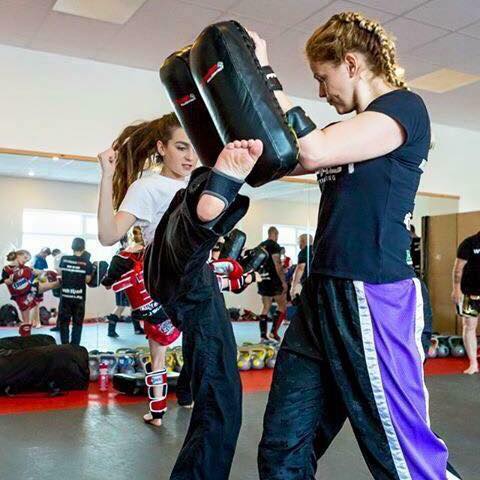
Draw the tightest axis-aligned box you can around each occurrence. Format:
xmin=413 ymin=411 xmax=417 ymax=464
xmin=290 ymin=273 xmax=300 ymax=292
xmin=287 ymin=163 xmax=318 ymax=176
xmin=291 ymin=265 xmax=304 ymax=290
xmin=273 ymin=90 xmax=294 ymax=114
xmin=452 ymin=262 xmax=465 ymax=289
xmin=97 ymin=176 xmax=122 ymax=246
xmin=274 ymin=91 xmax=329 ymax=172
xmin=274 ymin=261 xmax=286 ymax=284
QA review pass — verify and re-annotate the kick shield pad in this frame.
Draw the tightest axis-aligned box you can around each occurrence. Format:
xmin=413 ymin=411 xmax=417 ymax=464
xmin=160 ymin=47 xmax=224 ymax=167
xmin=219 ymin=229 xmax=246 ymax=261
xmin=189 ymin=21 xmax=299 ymax=186
xmin=240 ymin=246 xmax=268 ymax=272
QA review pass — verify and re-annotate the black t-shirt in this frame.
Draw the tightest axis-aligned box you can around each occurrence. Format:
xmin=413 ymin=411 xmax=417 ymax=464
xmin=312 ymin=89 xmax=431 ymax=283
xmin=259 ymin=239 xmax=282 ymax=283
xmin=59 ymin=254 xmax=93 ymax=301
xmin=297 ymin=245 xmax=313 ymax=284
xmin=457 ymin=233 xmax=480 ymax=295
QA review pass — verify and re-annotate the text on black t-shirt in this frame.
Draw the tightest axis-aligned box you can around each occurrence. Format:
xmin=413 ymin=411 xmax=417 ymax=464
xmin=59 ymin=255 xmax=93 ymax=301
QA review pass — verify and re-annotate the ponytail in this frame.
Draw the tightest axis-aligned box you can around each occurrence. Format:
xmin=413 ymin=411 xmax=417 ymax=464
xmin=112 ymin=112 xmax=181 ymax=210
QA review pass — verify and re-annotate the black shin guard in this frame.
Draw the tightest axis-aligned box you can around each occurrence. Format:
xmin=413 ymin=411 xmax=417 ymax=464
xmin=259 ymin=315 xmax=268 ymax=339
xmin=107 ymin=314 xmax=119 ymax=337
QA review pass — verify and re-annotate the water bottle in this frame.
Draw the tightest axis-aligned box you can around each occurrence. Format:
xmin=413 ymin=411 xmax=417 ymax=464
xmin=19 ymin=324 xmax=32 ymax=337
xmin=98 ymin=361 xmax=109 ymax=392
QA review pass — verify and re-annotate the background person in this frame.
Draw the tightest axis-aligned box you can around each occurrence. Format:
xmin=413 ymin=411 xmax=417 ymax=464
xmin=452 ymin=230 xmax=480 ymax=375
xmin=57 ymin=238 xmax=93 ymax=345
xmin=257 ymin=226 xmax=287 ymax=342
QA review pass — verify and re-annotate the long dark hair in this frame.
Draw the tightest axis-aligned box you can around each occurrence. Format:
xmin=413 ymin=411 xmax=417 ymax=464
xmin=112 ymin=113 xmax=181 ymax=210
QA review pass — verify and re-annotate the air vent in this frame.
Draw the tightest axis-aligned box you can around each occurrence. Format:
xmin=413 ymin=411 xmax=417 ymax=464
xmin=409 ymin=68 xmax=480 ymax=93
xmin=53 ymin=0 xmax=147 ymax=24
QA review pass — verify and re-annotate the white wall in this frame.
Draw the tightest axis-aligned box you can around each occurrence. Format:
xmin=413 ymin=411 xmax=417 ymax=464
xmin=420 ymin=124 xmax=480 ymax=213
xmin=0 ymin=176 xmax=115 ymax=317
xmin=0 ymin=44 xmax=171 ymax=156
xmin=1 ymin=44 xmax=479 ymax=212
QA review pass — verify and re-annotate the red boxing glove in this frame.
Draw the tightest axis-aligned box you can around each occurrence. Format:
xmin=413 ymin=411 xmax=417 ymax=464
xmin=39 ymin=270 xmax=58 ymax=283
xmin=211 ymin=258 xmax=244 ymax=280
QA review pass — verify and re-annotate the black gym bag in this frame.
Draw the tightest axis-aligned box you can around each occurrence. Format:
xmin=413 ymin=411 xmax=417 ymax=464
xmin=0 ymin=335 xmax=89 ymax=394
xmin=0 ymin=304 xmax=20 ymax=326
xmin=0 ymin=334 xmax=56 ymax=350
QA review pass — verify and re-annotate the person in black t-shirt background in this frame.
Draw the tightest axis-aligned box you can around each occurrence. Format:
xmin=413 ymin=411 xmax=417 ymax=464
xmin=290 ymin=234 xmax=313 ymax=300
xmin=250 ymin=11 xmax=460 ymax=479
xmin=257 ymin=226 xmax=287 ymax=342
xmin=57 ymin=237 xmax=93 ymax=345
xmin=452 ymin=231 xmax=480 ymax=375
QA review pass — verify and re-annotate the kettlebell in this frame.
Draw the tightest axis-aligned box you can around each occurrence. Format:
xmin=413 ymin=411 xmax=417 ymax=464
xmin=427 ymin=336 xmax=438 ymax=359
xmin=436 ymin=336 xmax=450 ymax=358
xmin=448 ymin=336 xmax=466 ymax=357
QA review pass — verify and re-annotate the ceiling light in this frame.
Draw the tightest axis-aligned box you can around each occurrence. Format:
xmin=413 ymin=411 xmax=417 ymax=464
xmin=28 ymin=171 xmax=35 ymax=177
xmin=53 ymin=0 xmax=148 ymax=25
xmin=409 ymin=68 xmax=480 ymax=93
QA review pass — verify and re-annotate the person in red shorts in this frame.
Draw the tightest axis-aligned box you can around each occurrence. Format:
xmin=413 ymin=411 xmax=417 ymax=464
xmin=1 ymin=250 xmax=58 ymax=327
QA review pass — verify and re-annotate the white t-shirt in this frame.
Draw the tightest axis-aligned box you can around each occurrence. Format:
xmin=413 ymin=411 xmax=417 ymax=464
xmin=119 ymin=172 xmax=188 ymax=245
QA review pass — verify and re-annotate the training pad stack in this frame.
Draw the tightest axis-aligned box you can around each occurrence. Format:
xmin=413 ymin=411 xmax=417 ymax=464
xmin=160 ymin=21 xmax=299 ymax=187
xmin=160 ymin=47 xmax=224 ymax=168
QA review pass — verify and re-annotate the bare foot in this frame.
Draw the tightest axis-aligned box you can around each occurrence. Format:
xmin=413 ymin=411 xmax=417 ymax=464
xmin=143 ymin=412 xmax=162 ymax=426
xmin=214 ymin=139 xmax=263 ymax=181
xmin=268 ymin=332 xmax=281 ymax=343
xmin=463 ymin=365 xmax=479 ymax=375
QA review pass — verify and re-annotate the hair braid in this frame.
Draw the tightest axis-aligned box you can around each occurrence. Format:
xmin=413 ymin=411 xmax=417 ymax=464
xmin=306 ymin=11 xmax=406 ymax=88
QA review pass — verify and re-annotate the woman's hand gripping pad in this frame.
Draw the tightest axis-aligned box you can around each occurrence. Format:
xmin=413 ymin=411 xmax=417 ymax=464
xmin=189 ymin=21 xmax=299 ymax=187
xmin=160 ymin=46 xmax=224 ymax=167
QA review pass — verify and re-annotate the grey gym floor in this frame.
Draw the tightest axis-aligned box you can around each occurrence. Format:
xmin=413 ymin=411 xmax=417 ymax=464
xmin=0 ymin=324 xmax=479 ymax=479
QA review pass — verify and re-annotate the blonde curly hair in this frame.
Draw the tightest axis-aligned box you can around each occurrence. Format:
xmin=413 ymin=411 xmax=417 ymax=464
xmin=306 ymin=11 xmax=406 ymax=88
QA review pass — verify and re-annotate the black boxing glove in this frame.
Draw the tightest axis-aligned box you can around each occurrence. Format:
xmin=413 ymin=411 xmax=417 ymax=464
xmin=101 ymin=255 xmax=133 ymax=287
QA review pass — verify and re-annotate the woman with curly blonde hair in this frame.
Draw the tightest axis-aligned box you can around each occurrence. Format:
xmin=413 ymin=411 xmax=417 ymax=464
xmin=249 ymin=12 xmax=461 ymax=479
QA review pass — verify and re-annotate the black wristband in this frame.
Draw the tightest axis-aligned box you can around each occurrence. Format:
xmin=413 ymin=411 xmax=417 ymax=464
xmin=262 ymin=65 xmax=283 ymax=91
xmin=286 ymin=106 xmax=317 ymax=138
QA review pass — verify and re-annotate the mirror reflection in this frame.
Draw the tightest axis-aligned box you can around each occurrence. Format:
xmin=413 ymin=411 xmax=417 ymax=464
xmin=0 ymin=151 xmax=459 ymax=352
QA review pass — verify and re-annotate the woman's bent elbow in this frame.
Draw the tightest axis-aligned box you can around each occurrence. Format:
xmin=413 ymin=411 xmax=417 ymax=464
xmin=98 ymin=233 xmax=115 ymax=247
